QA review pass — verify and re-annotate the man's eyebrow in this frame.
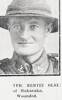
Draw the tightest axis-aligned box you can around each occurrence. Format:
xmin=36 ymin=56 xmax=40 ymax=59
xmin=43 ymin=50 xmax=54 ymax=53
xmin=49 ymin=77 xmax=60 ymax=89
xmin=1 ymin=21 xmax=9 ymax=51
xmin=29 ymin=20 xmax=40 ymax=25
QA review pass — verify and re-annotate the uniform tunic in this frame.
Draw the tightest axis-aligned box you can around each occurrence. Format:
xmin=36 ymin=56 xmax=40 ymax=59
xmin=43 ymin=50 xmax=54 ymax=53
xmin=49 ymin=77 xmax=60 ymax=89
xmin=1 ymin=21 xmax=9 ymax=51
xmin=0 ymin=50 xmax=59 ymax=75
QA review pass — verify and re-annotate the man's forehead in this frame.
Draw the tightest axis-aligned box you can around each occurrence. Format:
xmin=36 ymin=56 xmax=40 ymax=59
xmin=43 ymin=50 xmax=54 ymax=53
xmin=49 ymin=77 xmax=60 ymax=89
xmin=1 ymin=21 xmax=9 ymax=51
xmin=8 ymin=16 xmax=46 ymax=24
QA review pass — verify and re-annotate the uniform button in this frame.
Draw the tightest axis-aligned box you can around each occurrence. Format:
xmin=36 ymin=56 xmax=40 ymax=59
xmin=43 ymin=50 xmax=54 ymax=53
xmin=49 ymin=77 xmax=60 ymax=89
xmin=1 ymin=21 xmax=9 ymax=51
xmin=18 ymin=65 xmax=25 ymax=72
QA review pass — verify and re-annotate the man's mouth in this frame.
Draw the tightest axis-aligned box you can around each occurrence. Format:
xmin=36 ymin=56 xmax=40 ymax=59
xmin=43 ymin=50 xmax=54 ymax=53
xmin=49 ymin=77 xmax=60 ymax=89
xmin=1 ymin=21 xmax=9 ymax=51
xmin=18 ymin=42 xmax=32 ymax=44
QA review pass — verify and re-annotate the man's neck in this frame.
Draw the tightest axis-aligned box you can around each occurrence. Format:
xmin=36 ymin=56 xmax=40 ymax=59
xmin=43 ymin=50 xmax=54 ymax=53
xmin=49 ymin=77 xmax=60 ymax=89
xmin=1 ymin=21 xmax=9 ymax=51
xmin=13 ymin=49 xmax=44 ymax=64
xmin=23 ymin=48 xmax=44 ymax=64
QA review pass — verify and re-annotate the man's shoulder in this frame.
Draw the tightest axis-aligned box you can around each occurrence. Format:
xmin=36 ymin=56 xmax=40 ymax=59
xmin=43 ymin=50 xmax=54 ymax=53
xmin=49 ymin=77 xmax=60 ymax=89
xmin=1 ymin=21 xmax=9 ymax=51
xmin=0 ymin=58 xmax=10 ymax=66
xmin=0 ymin=58 xmax=10 ymax=74
xmin=47 ymin=53 xmax=59 ymax=74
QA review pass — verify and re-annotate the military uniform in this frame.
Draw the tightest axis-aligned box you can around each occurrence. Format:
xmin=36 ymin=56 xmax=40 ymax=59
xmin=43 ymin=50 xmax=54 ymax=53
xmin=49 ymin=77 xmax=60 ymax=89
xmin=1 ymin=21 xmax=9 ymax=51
xmin=0 ymin=50 xmax=59 ymax=75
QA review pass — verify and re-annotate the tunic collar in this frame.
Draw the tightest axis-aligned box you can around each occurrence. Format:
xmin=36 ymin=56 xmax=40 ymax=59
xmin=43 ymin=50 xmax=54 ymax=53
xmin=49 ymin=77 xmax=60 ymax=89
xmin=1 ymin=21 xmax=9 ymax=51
xmin=11 ymin=49 xmax=49 ymax=74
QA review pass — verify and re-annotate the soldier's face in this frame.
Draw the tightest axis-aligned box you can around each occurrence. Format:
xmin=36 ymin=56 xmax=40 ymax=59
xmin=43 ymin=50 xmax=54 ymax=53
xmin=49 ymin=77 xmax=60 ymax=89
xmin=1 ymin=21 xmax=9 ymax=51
xmin=8 ymin=16 xmax=47 ymax=56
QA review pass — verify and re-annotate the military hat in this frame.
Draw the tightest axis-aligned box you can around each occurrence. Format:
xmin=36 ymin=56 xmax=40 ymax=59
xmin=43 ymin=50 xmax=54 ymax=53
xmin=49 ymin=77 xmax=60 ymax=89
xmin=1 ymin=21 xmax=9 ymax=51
xmin=0 ymin=0 xmax=58 ymax=32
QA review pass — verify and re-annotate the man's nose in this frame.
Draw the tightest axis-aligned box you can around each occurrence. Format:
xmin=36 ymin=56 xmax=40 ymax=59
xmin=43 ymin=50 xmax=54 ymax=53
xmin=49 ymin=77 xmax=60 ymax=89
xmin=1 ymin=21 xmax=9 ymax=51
xmin=19 ymin=26 xmax=30 ymax=39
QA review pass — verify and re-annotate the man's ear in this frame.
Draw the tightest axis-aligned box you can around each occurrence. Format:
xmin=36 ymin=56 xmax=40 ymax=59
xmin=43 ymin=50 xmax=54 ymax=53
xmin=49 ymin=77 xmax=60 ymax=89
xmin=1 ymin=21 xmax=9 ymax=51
xmin=46 ymin=20 xmax=58 ymax=33
xmin=46 ymin=23 xmax=53 ymax=33
xmin=44 ymin=23 xmax=52 ymax=36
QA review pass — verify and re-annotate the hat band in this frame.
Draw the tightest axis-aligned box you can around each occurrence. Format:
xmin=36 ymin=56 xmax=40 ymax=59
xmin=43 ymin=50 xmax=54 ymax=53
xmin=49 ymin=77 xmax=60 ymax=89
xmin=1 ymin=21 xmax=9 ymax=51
xmin=6 ymin=6 xmax=51 ymax=16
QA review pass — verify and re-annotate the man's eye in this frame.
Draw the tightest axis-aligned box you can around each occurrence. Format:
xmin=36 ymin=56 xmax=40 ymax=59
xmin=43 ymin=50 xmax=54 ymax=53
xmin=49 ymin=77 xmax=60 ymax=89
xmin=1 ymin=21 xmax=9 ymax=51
xmin=30 ymin=25 xmax=39 ymax=30
xmin=12 ymin=24 xmax=20 ymax=30
xmin=8 ymin=24 xmax=21 ymax=31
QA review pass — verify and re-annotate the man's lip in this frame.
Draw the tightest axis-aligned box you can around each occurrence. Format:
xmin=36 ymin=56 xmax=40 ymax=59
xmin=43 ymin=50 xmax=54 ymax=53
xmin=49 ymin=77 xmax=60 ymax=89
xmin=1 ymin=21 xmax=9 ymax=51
xmin=18 ymin=42 xmax=32 ymax=44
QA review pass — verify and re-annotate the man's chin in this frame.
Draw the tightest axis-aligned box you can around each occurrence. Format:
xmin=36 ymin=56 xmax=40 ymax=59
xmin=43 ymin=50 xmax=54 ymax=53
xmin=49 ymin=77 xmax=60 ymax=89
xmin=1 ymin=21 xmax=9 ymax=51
xmin=15 ymin=50 xmax=40 ymax=56
xmin=14 ymin=46 xmax=42 ymax=56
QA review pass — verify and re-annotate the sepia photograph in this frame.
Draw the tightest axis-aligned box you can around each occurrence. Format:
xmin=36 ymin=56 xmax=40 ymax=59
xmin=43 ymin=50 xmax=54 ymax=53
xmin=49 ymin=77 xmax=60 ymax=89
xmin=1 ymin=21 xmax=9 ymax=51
xmin=0 ymin=0 xmax=60 ymax=75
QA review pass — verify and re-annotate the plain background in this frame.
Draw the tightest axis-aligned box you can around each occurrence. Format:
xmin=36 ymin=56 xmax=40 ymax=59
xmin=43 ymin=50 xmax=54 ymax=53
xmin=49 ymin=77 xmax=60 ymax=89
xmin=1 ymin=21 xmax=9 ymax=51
xmin=0 ymin=0 xmax=59 ymax=59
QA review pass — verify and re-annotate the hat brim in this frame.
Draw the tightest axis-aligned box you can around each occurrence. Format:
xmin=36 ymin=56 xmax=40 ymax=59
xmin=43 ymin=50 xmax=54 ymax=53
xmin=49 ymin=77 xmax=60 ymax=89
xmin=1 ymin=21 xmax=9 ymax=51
xmin=0 ymin=13 xmax=58 ymax=33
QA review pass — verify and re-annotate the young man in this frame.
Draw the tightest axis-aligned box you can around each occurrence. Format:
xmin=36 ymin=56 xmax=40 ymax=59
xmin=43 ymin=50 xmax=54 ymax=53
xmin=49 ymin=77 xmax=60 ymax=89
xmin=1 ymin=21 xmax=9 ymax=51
xmin=0 ymin=0 xmax=59 ymax=75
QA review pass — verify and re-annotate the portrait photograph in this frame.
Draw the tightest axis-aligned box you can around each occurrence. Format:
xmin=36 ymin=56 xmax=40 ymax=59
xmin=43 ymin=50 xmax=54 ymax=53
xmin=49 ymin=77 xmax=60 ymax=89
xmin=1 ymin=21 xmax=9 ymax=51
xmin=0 ymin=0 xmax=60 ymax=76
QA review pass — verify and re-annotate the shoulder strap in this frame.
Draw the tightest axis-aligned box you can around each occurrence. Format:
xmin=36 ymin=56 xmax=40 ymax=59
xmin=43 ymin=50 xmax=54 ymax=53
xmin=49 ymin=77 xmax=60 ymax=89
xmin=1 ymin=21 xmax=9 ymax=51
xmin=0 ymin=58 xmax=10 ymax=73
xmin=47 ymin=53 xmax=59 ymax=74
